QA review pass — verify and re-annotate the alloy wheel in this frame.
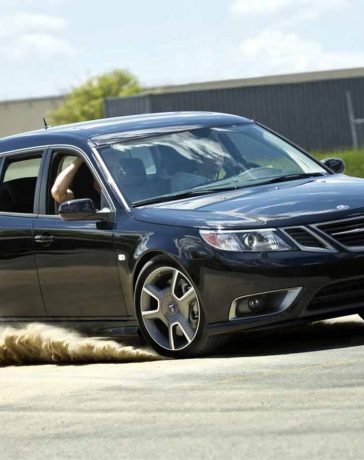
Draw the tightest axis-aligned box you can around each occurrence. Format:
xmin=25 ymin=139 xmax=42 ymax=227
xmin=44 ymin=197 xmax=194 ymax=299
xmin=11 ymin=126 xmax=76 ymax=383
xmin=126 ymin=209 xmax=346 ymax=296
xmin=139 ymin=266 xmax=200 ymax=351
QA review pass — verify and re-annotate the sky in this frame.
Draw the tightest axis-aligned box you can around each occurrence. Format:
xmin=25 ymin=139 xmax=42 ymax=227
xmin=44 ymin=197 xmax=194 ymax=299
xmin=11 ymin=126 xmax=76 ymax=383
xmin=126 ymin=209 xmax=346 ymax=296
xmin=1 ymin=0 xmax=364 ymax=101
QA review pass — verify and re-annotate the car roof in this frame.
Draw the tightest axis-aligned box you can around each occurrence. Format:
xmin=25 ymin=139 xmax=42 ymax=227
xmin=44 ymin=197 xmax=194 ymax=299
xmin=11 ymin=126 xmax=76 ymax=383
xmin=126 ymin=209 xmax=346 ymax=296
xmin=0 ymin=111 xmax=251 ymax=153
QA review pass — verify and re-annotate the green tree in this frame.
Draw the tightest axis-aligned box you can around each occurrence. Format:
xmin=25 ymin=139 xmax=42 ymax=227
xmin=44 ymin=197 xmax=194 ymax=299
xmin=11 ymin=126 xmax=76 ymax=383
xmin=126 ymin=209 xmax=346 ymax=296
xmin=50 ymin=69 xmax=141 ymax=125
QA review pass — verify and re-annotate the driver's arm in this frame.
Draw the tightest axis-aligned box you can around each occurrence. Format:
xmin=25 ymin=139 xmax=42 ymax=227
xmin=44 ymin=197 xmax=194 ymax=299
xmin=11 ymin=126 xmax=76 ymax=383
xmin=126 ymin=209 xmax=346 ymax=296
xmin=51 ymin=157 xmax=83 ymax=204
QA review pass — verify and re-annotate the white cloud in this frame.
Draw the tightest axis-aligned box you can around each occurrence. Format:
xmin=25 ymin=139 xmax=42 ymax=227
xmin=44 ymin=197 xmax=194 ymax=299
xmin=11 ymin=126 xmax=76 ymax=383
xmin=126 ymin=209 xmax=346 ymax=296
xmin=0 ymin=13 xmax=66 ymax=37
xmin=237 ymin=30 xmax=364 ymax=74
xmin=10 ymin=34 xmax=74 ymax=59
xmin=231 ymin=0 xmax=293 ymax=16
xmin=133 ymin=27 xmax=364 ymax=89
xmin=230 ymin=0 xmax=348 ymax=17
xmin=1 ymin=0 xmax=32 ymax=5
xmin=228 ymin=0 xmax=360 ymax=80
xmin=1 ymin=0 xmax=65 ymax=6
xmin=0 ymin=13 xmax=74 ymax=61
xmin=12 ymin=13 xmax=65 ymax=31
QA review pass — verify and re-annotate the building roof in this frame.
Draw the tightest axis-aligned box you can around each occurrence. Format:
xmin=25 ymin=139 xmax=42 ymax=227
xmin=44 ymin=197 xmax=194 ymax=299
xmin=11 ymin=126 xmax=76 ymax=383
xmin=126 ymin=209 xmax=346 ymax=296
xmin=145 ymin=67 xmax=364 ymax=94
xmin=0 ymin=95 xmax=64 ymax=106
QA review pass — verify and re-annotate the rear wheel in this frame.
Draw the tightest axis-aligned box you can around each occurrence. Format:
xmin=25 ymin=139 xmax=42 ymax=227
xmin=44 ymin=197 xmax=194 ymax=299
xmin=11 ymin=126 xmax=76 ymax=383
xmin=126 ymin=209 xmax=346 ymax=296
xmin=135 ymin=260 xmax=224 ymax=358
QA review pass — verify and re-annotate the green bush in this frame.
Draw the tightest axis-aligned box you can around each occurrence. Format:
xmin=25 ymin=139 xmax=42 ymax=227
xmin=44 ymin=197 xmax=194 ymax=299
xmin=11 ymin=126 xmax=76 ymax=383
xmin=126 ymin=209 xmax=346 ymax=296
xmin=50 ymin=69 xmax=141 ymax=125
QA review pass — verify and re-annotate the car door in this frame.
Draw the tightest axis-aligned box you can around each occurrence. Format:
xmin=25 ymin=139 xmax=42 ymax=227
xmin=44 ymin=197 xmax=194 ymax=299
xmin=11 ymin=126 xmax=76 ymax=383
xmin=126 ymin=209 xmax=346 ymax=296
xmin=33 ymin=148 xmax=128 ymax=319
xmin=0 ymin=152 xmax=46 ymax=318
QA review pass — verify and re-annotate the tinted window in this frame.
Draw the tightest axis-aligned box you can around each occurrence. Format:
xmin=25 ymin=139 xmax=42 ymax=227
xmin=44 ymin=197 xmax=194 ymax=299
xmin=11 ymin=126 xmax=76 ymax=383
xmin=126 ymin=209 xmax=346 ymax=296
xmin=98 ymin=124 xmax=327 ymax=205
xmin=129 ymin=146 xmax=156 ymax=175
xmin=105 ymin=145 xmax=157 ymax=175
xmin=0 ymin=156 xmax=42 ymax=213
xmin=227 ymin=131 xmax=300 ymax=170
xmin=4 ymin=158 xmax=41 ymax=182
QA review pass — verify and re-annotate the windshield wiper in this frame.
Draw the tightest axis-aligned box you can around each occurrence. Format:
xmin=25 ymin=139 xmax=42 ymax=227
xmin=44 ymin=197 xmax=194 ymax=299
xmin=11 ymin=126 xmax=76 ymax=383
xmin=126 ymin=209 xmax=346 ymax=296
xmin=132 ymin=186 xmax=239 ymax=207
xmin=132 ymin=173 xmax=325 ymax=206
xmin=255 ymin=172 xmax=326 ymax=186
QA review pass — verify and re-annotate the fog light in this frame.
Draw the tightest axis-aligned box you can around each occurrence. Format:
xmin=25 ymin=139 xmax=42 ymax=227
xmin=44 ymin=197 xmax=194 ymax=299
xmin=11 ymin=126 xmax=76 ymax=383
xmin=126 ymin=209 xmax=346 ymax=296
xmin=236 ymin=296 xmax=264 ymax=315
xmin=247 ymin=296 xmax=264 ymax=313
xmin=229 ymin=287 xmax=302 ymax=320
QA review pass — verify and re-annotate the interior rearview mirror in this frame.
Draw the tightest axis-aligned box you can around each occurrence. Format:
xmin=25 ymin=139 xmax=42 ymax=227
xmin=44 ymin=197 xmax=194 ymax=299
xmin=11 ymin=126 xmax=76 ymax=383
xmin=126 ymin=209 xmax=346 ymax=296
xmin=58 ymin=198 xmax=112 ymax=221
xmin=321 ymin=157 xmax=345 ymax=174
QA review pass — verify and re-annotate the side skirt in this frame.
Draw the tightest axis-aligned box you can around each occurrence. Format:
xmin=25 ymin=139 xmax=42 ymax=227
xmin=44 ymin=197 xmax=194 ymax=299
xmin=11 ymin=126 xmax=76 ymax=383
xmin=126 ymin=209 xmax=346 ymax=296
xmin=0 ymin=318 xmax=139 ymax=339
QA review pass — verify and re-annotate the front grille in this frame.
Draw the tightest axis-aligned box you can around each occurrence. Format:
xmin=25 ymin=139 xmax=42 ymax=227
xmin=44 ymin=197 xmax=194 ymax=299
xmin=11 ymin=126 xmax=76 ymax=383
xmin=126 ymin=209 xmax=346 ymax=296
xmin=284 ymin=227 xmax=327 ymax=249
xmin=308 ymin=277 xmax=364 ymax=311
xmin=318 ymin=216 xmax=364 ymax=248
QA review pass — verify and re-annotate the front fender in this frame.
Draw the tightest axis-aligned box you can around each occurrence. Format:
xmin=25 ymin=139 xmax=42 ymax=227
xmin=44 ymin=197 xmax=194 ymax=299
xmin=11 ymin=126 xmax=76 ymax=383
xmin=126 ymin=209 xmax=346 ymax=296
xmin=113 ymin=215 xmax=212 ymax=316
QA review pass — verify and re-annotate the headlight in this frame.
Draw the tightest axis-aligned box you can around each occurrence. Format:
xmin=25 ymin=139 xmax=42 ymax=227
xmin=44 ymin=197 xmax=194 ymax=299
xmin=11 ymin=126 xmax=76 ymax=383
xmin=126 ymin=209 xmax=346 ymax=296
xmin=200 ymin=229 xmax=294 ymax=252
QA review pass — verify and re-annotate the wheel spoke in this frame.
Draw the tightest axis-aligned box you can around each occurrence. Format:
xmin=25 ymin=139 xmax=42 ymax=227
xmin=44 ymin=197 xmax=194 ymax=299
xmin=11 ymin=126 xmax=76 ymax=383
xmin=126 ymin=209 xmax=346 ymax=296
xmin=170 ymin=269 xmax=179 ymax=298
xmin=141 ymin=309 xmax=160 ymax=320
xmin=168 ymin=323 xmax=176 ymax=350
xmin=176 ymin=315 xmax=195 ymax=343
xmin=179 ymin=287 xmax=195 ymax=302
xmin=142 ymin=284 xmax=165 ymax=302
xmin=178 ymin=288 xmax=196 ymax=319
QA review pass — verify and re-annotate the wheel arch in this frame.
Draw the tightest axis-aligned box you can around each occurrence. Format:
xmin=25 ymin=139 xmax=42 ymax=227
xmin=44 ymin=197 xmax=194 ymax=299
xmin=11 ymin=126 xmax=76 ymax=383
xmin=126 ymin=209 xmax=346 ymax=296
xmin=132 ymin=250 xmax=181 ymax=289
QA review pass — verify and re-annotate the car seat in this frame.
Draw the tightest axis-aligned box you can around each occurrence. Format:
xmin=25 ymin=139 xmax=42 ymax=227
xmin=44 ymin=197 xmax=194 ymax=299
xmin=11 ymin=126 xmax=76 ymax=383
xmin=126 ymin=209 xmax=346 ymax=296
xmin=0 ymin=177 xmax=37 ymax=213
xmin=118 ymin=158 xmax=156 ymax=202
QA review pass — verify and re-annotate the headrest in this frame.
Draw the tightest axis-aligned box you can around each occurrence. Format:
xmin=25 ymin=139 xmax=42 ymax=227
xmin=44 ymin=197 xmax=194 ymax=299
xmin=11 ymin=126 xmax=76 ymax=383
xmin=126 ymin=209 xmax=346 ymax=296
xmin=119 ymin=158 xmax=147 ymax=185
xmin=157 ymin=145 xmax=195 ymax=174
xmin=2 ymin=177 xmax=37 ymax=213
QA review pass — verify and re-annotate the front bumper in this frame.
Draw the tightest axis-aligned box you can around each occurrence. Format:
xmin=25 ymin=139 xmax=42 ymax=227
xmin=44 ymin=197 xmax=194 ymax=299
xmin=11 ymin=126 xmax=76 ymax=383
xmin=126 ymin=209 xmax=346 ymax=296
xmin=196 ymin=249 xmax=364 ymax=335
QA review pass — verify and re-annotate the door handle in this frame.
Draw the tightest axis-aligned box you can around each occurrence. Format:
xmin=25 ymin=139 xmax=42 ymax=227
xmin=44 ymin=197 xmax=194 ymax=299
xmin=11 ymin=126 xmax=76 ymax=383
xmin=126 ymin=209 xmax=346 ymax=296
xmin=34 ymin=234 xmax=54 ymax=245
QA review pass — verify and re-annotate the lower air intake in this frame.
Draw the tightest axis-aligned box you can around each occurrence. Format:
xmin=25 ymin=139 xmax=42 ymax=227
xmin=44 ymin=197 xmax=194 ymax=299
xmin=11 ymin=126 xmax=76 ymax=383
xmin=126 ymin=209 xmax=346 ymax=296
xmin=308 ymin=277 xmax=364 ymax=311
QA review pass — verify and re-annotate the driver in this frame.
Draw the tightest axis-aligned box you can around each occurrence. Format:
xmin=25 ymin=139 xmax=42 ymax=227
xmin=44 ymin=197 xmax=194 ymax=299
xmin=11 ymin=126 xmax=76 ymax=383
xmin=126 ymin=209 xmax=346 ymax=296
xmin=172 ymin=155 xmax=223 ymax=193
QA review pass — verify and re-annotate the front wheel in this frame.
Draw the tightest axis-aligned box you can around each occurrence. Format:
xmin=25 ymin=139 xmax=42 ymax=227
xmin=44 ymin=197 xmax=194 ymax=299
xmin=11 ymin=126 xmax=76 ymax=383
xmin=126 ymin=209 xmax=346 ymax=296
xmin=135 ymin=260 xmax=224 ymax=358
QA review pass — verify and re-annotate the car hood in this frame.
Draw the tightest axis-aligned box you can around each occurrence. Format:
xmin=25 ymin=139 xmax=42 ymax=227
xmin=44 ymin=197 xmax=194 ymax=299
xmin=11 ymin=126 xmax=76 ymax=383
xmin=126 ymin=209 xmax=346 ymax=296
xmin=132 ymin=175 xmax=364 ymax=229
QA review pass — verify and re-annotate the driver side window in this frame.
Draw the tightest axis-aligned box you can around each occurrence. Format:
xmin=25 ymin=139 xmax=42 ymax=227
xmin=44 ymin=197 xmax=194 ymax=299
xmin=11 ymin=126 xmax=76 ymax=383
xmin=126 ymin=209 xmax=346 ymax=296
xmin=47 ymin=152 xmax=103 ymax=215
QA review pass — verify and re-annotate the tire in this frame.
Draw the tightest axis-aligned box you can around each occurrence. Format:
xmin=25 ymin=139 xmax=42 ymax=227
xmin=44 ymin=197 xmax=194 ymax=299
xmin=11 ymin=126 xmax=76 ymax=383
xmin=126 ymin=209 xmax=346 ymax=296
xmin=135 ymin=257 xmax=224 ymax=358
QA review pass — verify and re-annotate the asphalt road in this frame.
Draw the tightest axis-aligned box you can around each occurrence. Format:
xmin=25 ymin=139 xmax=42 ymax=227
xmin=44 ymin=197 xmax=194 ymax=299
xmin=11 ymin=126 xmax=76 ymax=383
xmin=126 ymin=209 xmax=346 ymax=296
xmin=1 ymin=315 xmax=364 ymax=460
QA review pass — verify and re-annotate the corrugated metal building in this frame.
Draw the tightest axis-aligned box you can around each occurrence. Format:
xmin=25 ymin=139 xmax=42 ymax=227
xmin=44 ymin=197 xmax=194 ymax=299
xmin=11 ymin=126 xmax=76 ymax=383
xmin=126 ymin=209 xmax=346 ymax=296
xmin=105 ymin=68 xmax=364 ymax=152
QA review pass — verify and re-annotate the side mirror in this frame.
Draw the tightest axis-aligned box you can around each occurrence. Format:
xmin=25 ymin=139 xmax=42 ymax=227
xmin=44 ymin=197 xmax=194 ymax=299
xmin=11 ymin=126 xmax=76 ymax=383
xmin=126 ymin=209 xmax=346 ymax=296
xmin=321 ymin=157 xmax=345 ymax=174
xmin=59 ymin=198 xmax=111 ymax=221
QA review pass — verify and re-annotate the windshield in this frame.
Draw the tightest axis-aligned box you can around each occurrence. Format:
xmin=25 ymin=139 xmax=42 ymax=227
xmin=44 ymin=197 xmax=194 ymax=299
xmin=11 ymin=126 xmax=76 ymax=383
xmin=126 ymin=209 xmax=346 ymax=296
xmin=98 ymin=123 xmax=328 ymax=205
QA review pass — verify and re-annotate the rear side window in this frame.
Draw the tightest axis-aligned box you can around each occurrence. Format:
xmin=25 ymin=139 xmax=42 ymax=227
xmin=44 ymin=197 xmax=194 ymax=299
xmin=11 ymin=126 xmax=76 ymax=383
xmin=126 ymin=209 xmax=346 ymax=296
xmin=0 ymin=156 xmax=42 ymax=213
